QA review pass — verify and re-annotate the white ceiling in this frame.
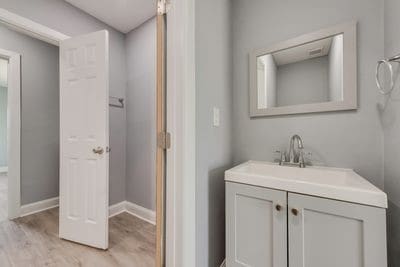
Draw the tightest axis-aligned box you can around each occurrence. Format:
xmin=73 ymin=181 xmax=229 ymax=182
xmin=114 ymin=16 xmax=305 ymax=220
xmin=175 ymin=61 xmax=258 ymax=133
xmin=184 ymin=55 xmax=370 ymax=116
xmin=272 ymin=36 xmax=334 ymax=66
xmin=64 ymin=0 xmax=157 ymax=33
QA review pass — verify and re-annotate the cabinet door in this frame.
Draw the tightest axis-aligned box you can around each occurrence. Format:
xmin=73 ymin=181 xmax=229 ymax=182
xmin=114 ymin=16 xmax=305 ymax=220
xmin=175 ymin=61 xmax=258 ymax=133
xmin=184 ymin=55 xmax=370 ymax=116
xmin=288 ymin=193 xmax=387 ymax=267
xmin=226 ymin=182 xmax=287 ymax=267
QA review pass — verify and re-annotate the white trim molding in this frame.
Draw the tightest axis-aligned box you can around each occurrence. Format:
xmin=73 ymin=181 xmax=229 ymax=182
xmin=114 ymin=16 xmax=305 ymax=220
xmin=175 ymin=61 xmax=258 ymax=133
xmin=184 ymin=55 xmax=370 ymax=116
xmin=109 ymin=201 xmax=126 ymax=218
xmin=109 ymin=201 xmax=156 ymax=225
xmin=21 ymin=198 xmax=156 ymax=225
xmin=125 ymin=201 xmax=156 ymax=225
xmin=20 ymin=197 xmax=59 ymax=217
xmin=0 ymin=8 xmax=70 ymax=46
xmin=166 ymin=0 xmax=196 ymax=265
xmin=0 ymin=48 xmax=22 ymax=220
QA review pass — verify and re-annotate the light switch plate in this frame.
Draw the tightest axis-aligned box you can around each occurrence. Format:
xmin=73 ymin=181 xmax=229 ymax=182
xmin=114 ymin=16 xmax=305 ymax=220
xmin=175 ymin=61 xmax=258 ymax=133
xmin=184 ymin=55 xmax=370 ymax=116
xmin=213 ymin=107 xmax=220 ymax=127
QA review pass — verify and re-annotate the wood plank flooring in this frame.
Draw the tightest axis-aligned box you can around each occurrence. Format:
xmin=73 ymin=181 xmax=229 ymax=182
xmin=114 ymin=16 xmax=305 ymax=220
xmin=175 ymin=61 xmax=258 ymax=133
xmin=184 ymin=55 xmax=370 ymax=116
xmin=0 ymin=208 xmax=155 ymax=267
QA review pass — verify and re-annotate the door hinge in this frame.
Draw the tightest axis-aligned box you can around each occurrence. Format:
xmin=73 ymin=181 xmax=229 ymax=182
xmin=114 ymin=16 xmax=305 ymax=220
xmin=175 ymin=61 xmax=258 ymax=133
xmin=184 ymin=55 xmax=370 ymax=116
xmin=157 ymin=0 xmax=171 ymax=15
xmin=157 ymin=131 xmax=171 ymax=150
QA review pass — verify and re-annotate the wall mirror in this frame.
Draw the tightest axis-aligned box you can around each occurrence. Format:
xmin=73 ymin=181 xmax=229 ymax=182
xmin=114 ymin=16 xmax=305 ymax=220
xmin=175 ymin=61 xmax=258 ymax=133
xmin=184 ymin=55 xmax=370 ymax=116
xmin=249 ymin=22 xmax=357 ymax=117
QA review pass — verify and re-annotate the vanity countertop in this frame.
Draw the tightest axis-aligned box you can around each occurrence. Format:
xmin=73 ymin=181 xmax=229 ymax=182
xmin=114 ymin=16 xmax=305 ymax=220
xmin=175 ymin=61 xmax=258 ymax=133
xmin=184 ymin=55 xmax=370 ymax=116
xmin=225 ymin=161 xmax=387 ymax=208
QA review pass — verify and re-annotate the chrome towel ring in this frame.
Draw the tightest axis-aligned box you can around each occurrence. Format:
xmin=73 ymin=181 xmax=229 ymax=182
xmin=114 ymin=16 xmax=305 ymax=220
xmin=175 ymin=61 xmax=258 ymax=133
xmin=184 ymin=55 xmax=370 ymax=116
xmin=376 ymin=54 xmax=400 ymax=95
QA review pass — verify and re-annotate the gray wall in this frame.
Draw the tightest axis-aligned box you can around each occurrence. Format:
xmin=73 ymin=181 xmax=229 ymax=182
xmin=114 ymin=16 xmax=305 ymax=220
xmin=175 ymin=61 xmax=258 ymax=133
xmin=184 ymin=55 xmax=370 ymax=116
xmin=195 ymin=0 xmax=233 ymax=266
xmin=232 ymin=0 xmax=385 ymax=189
xmin=0 ymin=24 xmax=60 ymax=204
xmin=383 ymin=0 xmax=400 ymax=266
xmin=0 ymin=86 xmax=7 ymax=168
xmin=125 ymin=18 xmax=156 ymax=211
xmin=0 ymin=0 xmax=128 ymax=205
xmin=276 ymin=56 xmax=329 ymax=106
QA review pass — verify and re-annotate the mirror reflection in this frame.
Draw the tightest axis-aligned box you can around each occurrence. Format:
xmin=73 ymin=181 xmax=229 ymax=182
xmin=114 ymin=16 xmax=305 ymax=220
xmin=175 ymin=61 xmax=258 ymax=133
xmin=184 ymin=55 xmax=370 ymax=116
xmin=256 ymin=34 xmax=344 ymax=109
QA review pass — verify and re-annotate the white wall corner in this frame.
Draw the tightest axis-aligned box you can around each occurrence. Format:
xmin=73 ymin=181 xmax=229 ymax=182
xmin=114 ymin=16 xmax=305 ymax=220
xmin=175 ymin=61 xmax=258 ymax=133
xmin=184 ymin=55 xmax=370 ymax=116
xmin=125 ymin=201 xmax=156 ymax=225
xmin=109 ymin=201 xmax=126 ymax=217
xmin=110 ymin=201 xmax=156 ymax=225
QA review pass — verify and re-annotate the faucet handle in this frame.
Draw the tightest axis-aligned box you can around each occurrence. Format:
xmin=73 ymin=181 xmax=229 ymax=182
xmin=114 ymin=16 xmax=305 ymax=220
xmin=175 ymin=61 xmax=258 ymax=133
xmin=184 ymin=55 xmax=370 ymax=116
xmin=274 ymin=150 xmax=287 ymax=165
xmin=273 ymin=150 xmax=286 ymax=164
xmin=273 ymin=150 xmax=282 ymax=163
xmin=281 ymin=151 xmax=287 ymax=163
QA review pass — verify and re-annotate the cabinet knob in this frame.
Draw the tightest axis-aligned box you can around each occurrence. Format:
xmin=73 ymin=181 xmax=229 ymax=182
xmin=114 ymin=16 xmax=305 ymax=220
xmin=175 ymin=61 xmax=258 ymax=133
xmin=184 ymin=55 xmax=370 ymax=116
xmin=291 ymin=208 xmax=299 ymax=216
xmin=275 ymin=204 xmax=282 ymax=211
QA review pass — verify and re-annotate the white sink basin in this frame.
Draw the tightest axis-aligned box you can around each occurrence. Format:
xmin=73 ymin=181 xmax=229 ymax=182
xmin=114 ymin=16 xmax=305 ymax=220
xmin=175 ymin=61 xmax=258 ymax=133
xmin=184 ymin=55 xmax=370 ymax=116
xmin=225 ymin=161 xmax=387 ymax=208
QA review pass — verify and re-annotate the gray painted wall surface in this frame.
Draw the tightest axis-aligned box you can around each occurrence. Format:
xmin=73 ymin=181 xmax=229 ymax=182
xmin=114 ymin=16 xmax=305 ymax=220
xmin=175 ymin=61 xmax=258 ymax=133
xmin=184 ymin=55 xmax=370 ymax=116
xmin=0 ymin=0 xmax=128 ymax=205
xmin=125 ymin=18 xmax=156 ymax=211
xmin=231 ymin=0 xmax=385 ymax=188
xmin=383 ymin=0 xmax=400 ymax=266
xmin=195 ymin=0 xmax=233 ymax=266
xmin=0 ymin=86 xmax=7 ymax=167
xmin=195 ymin=1 xmax=386 ymax=265
xmin=276 ymin=56 xmax=329 ymax=106
xmin=0 ymin=24 xmax=60 ymax=204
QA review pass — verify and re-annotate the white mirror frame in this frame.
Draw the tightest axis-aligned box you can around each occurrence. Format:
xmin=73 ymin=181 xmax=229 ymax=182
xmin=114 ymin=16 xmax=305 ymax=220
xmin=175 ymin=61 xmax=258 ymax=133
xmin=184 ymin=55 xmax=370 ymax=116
xmin=249 ymin=21 xmax=357 ymax=117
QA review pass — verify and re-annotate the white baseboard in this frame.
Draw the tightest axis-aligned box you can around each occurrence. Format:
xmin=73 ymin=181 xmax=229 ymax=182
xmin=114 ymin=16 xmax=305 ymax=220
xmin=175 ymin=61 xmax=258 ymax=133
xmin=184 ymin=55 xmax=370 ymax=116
xmin=20 ymin=197 xmax=59 ymax=217
xmin=0 ymin=166 xmax=8 ymax=173
xmin=20 ymin=198 xmax=156 ymax=225
xmin=125 ymin=201 xmax=156 ymax=225
xmin=110 ymin=201 xmax=156 ymax=225
xmin=109 ymin=201 xmax=127 ymax=217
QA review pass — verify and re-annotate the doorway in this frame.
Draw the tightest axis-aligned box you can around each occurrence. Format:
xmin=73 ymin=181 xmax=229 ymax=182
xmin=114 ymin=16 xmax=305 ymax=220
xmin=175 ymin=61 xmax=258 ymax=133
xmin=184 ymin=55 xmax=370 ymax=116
xmin=0 ymin=5 xmax=166 ymax=266
xmin=0 ymin=57 xmax=8 ymax=221
xmin=0 ymin=47 xmax=21 ymax=222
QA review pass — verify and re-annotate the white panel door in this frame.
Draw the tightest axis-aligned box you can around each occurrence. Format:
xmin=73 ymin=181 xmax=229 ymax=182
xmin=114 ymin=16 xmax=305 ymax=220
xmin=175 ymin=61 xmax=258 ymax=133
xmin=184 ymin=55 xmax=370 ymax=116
xmin=59 ymin=30 xmax=109 ymax=249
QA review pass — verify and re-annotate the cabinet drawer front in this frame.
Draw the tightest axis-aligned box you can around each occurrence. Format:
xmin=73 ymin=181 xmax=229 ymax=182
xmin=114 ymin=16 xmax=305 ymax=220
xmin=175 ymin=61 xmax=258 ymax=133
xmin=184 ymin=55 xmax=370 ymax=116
xmin=288 ymin=193 xmax=387 ymax=267
xmin=226 ymin=182 xmax=287 ymax=267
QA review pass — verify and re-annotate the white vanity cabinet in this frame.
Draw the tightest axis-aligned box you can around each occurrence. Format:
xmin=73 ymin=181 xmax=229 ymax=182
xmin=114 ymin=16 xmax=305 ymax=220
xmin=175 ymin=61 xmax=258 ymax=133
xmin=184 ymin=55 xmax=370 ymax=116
xmin=288 ymin=192 xmax=387 ymax=267
xmin=226 ymin=181 xmax=387 ymax=267
xmin=226 ymin=183 xmax=287 ymax=267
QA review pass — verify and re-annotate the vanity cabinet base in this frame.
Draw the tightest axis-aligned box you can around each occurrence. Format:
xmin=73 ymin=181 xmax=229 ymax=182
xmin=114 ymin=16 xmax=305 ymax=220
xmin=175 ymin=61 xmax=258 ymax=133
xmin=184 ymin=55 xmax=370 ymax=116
xmin=226 ymin=182 xmax=387 ymax=267
xmin=226 ymin=182 xmax=287 ymax=267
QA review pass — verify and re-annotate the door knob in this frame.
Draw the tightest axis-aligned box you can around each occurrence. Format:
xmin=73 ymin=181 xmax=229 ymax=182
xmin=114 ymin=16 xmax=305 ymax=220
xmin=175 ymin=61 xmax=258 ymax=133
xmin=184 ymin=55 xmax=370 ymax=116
xmin=275 ymin=204 xmax=282 ymax=211
xmin=93 ymin=147 xmax=104 ymax=155
xmin=291 ymin=208 xmax=299 ymax=216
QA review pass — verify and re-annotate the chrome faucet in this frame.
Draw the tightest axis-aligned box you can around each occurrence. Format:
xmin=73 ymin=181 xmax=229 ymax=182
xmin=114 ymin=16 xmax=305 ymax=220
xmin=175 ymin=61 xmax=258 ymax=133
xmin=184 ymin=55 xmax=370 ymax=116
xmin=279 ymin=134 xmax=306 ymax=168
xmin=289 ymin=134 xmax=304 ymax=163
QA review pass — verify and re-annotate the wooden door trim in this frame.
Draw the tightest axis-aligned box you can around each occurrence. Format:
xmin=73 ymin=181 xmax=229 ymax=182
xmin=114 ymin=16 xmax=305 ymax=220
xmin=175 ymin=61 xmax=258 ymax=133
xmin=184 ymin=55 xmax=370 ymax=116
xmin=0 ymin=8 xmax=69 ymax=45
xmin=156 ymin=11 xmax=166 ymax=267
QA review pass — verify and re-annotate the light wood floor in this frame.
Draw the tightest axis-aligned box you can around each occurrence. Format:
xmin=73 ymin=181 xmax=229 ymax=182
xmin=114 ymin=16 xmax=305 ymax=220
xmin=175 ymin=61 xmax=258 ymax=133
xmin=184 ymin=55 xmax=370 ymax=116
xmin=0 ymin=208 xmax=156 ymax=267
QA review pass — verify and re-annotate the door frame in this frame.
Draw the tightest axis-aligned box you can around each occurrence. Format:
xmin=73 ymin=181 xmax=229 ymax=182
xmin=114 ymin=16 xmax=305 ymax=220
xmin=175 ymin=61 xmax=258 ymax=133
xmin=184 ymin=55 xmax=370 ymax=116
xmin=156 ymin=10 xmax=166 ymax=266
xmin=0 ymin=8 xmax=69 ymax=220
xmin=0 ymin=7 xmax=179 ymax=265
xmin=165 ymin=0 xmax=196 ymax=265
xmin=0 ymin=47 xmax=21 ymax=219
